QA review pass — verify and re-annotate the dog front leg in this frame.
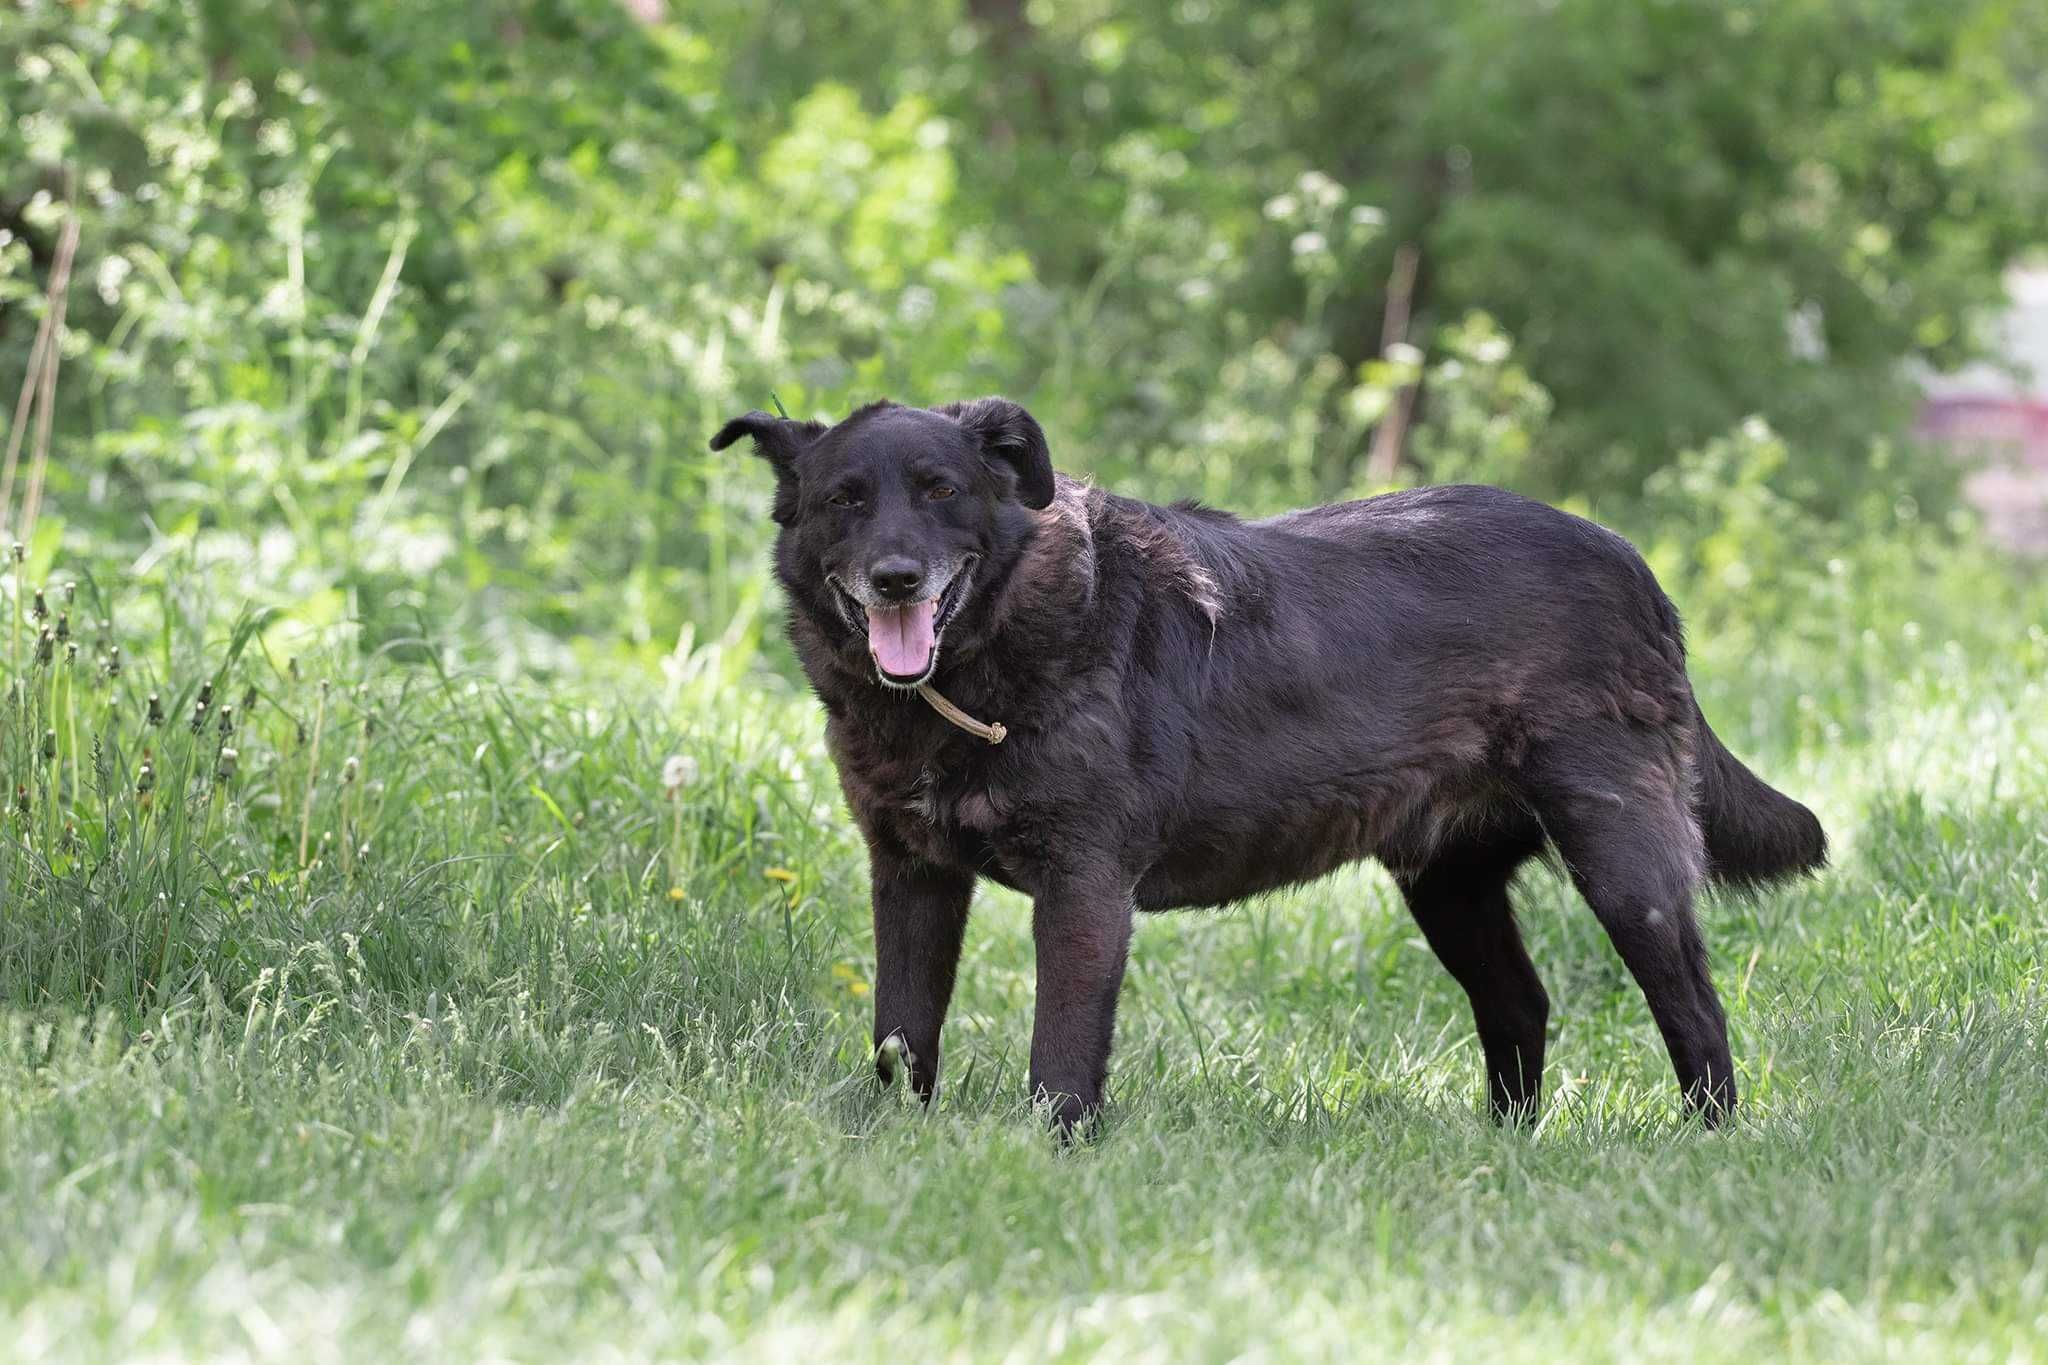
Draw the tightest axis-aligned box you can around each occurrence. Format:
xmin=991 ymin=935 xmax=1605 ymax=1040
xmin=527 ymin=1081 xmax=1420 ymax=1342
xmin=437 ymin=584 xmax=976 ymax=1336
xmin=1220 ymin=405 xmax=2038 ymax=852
xmin=1028 ymin=870 xmax=1135 ymax=1135
xmin=870 ymin=848 xmax=974 ymax=1104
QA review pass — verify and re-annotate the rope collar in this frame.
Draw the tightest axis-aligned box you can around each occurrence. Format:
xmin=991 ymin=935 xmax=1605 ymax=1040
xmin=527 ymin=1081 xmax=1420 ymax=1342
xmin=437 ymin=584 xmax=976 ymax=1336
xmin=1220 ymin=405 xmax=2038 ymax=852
xmin=916 ymin=684 xmax=1007 ymax=745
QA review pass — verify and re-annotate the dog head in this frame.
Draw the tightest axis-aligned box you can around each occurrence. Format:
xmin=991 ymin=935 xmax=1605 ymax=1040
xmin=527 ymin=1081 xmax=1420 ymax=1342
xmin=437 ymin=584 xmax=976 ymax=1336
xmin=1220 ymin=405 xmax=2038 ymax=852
xmin=711 ymin=398 xmax=1053 ymax=688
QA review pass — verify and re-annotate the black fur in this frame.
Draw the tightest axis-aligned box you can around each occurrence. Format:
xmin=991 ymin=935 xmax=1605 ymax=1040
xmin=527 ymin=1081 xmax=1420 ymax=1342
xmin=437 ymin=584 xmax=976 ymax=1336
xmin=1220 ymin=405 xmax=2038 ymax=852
xmin=714 ymin=398 xmax=1827 ymax=1131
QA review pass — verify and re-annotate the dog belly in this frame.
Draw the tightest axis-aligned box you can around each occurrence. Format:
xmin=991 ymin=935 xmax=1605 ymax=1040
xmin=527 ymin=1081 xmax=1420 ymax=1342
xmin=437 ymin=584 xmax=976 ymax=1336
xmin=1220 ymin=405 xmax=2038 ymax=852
xmin=1133 ymin=776 xmax=1512 ymax=911
xmin=1136 ymin=825 xmax=1363 ymax=909
xmin=1134 ymin=794 xmax=1401 ymax=909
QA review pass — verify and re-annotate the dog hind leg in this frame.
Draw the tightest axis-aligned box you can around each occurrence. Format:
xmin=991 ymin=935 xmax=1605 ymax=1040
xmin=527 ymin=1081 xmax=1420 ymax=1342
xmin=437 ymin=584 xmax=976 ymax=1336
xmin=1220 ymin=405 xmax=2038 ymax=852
xmin=1397 ymin=827 xmax=1550 ymax=1122
xmin=1530 ymin=727 xmax=1735 ymax=1123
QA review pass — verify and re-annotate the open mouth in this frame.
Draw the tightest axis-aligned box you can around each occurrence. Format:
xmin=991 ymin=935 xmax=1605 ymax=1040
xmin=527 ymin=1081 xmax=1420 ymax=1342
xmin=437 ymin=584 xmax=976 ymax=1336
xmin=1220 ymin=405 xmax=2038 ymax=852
xmin=831 ymin=561 xmax=975 ymax=688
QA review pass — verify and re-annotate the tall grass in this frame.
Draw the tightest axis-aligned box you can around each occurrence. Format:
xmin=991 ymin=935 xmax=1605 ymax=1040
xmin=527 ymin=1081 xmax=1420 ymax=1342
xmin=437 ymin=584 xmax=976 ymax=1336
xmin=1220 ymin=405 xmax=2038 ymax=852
xmin=0 ymin=576 xmax=855 ymax=1073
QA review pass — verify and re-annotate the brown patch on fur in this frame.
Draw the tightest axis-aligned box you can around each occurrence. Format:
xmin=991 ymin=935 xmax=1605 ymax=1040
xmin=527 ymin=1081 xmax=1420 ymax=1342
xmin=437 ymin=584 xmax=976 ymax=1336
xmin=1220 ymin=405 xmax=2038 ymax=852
xmin=989 ymin=477 xmax=1231 ymax=640
xmin=985 ymin=477 xmax=1098 ymax=638
xmin=1100 ymin=497 xmax=1226 ymax=627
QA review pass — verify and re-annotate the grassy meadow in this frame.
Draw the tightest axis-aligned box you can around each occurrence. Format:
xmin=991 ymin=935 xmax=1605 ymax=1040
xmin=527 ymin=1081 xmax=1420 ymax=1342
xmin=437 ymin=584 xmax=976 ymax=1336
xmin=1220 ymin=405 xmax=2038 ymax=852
xmin=2 ymin=535 xmax=2045 ymax=1362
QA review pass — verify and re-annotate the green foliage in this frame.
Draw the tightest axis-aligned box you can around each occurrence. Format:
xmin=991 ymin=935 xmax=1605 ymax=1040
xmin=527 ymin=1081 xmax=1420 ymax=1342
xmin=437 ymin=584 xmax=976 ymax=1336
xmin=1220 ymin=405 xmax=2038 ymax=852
xmin=5 ymin=0 xmax=2045 ymax=663
xmin=1 ymin=1 xmax=1069 ymax=660
xmin=1025 ymin=0 xmax=2048 ymax=484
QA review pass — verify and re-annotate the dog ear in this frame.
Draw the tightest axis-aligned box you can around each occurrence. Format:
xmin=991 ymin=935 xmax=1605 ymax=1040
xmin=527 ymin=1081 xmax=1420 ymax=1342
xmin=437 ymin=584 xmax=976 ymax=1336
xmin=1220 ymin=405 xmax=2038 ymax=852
xmin=934 ymin=397 xmax=1055 ymax=510
xmin=709 ymin=411 xmax=826 ymax=523
xmin=708 ymin=411 xmax=826 ymax=467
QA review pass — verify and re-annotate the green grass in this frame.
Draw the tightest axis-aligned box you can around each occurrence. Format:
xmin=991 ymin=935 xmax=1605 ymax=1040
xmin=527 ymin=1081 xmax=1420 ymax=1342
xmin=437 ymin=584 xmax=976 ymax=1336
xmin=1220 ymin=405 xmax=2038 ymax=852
xmin=3 ymin=584 xmax=2046 ymax=1361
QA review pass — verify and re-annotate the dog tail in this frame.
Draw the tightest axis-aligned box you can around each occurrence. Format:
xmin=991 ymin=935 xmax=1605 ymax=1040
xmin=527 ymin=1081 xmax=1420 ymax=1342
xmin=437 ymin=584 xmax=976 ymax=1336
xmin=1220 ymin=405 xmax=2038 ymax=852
xmin=1695 ymin=708 xmax=1827 ymax=890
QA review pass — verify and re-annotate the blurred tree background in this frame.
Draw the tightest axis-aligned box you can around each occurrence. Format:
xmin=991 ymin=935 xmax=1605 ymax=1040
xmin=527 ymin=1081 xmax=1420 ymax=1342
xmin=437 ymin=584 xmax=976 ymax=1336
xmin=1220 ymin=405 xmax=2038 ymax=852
xmin=3 ymin=0 xmax=2044 ymax=670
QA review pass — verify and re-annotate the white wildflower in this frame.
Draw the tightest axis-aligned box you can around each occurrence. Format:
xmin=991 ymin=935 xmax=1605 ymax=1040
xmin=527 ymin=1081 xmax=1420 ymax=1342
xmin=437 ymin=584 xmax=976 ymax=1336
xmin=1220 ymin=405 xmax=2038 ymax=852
xmin=662 ymin=754 xmax=699 ymax=791
xmin=1297 ymin=170 xmax=1344 ymax=210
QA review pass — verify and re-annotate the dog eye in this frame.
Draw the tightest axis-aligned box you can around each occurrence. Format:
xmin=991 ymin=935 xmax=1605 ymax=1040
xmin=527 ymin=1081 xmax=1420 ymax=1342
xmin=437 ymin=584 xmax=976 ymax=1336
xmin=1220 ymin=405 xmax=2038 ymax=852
xmin=827 ymin=491 xmax=863 ymax=509
xmin=927 ymin=485 xmax=956 ymax=501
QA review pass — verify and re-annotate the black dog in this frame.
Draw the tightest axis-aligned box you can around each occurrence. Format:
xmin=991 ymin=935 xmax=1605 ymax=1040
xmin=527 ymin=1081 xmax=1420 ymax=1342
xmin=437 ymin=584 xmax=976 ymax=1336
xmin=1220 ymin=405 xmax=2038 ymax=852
xmin=712 ymin=398 xmax=1825 ymax=1131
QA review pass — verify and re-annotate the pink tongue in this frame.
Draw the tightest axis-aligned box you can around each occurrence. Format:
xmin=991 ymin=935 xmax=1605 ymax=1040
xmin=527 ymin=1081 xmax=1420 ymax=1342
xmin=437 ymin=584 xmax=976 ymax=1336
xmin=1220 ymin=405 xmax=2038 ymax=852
xmin=867 ymin=598 xmax=939 ymax=677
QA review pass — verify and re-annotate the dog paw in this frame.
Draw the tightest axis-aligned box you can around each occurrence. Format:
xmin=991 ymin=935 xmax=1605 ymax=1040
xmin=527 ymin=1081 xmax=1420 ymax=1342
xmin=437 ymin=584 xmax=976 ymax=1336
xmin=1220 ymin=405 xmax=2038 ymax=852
xmin=874 ymin=1033 xmax=913 ymax=1087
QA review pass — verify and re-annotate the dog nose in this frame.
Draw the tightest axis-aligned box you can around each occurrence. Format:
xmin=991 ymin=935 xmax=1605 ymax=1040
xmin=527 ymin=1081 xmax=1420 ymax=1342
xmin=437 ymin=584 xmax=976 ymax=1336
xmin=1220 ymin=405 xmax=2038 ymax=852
xmin=870 ymin=556 xmax=925 ymax=601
